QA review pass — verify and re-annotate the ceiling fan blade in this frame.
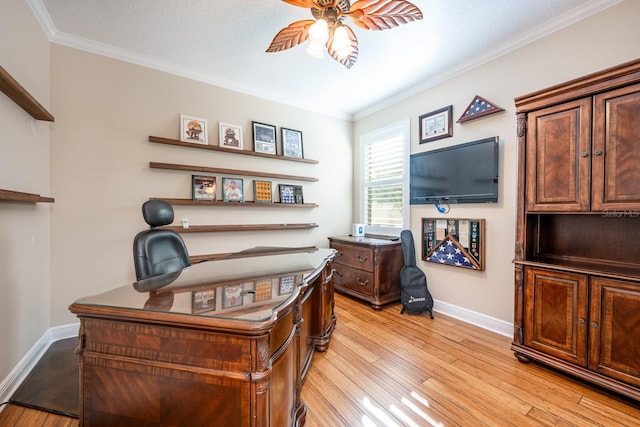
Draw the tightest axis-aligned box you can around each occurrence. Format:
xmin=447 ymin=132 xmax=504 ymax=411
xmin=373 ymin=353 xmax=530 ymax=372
xmin=266 ymin=20 xmax=316 ymax=52
xmin=347 ymin=0 xmax=423 ymax=30
xmin=328 ymin=25 xmax=359 ymax=69
xmin=281 ymin=0 xmax=321 ymax=8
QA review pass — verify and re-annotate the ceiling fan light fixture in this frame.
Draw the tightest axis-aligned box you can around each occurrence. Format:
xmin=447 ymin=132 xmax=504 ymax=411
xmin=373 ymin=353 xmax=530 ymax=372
xmin=267 ymin=0 xmax=423 ymax=69
xmin=306 ymin=40 xmax=326 ymax=58
xmin=331 ymin=25 xmax=352 ymax=59
xmin=308 ymin=18 xmax=329 ymax=43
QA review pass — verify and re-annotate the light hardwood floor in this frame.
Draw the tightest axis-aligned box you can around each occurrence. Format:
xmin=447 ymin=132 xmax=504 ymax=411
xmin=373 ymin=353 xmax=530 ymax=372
xmin=2 ymin=292 xmax=639 ymax=426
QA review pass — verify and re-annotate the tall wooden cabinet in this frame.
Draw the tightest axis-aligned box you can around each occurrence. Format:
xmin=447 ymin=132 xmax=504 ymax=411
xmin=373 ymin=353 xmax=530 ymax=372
xmin=513 ymin=59 xmax=640 ymax=401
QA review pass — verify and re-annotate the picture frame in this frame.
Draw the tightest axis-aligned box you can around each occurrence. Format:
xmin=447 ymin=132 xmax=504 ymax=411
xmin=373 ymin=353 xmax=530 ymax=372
xmin=253 ymin=279 xmax=273 ymax=302
xmin=192 ymin=289 xmax=216 ymax=314
xmin=252 ymin=121 xmax=277 ymax=155
xmin=422 ymin=217 xmax=485 ymax=271
xmin=222 ymin=283 xmax=244 ymax=309
xmin=279 ymin=184 xmax=296 ymax=204
xmin=180 ymin=114 xmax=207 ymax=144
xmin=419 ymin=105 xmax=453 ymax=144
xmin=279 ymin=274 xmax=302 ymax=295
xmin=279 ymin=275 xmax=296 ymax=295
xmin=293 ymin=185 xmax=304 ymax=204
xmin=222 ymin=177 xmax=244 ymax=202
xmin=253 ymin=180 xmax=273 ymax=203
xmin=191 ymin=175 xmax=216 ymax=201
xmin=219 ymin=122 xmax=243 ymax=150
xmin=281 ymin=127 xmax=304 ymax=158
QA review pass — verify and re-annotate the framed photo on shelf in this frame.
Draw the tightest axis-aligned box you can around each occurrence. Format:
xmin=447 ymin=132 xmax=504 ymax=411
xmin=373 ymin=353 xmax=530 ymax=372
xmin=279 ymin=184 xmax=296 ymax=204
xmin=279 ymin=275 xmax=297 ymax=295
xmin=419 ymin=105 xmax=453 ymax=143
xmin=252 ymin=121 xmax=277 ymax=155
xmin=219 ymin=122 xmax=243 ymax=150
xmin=191 ymin=175 xmax=216 ymax=201
xmin=281 ymin=127 xmax=303 ymax=158
xmin=192 ymin=290 xmax=216 ymax=314
xmin=253 ymin=280 xmax=273 ymax=302
xmin=180 ymin=114 xmax=207 ymax=144
xmin=293 ymin=185 xmax=304 ymax=204
xmin=222 ymin=177 xmax=244 ymax=202
xmin=222 ymin=283 xmax=244 ymax=309
xmin=253 ymin=180 xmax=273 ymax=203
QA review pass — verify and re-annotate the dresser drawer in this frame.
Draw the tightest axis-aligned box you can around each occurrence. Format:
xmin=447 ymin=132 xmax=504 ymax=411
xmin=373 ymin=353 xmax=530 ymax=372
xmin=331 ymin=242 xmax=374 ymax=272
xmin=333 ymin=265 xmax=374 ymax=296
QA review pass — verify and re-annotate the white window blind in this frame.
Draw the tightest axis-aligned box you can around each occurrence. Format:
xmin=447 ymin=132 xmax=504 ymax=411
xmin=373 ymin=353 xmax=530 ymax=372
xmin=360 ymin=120 xmax=409 ymax=235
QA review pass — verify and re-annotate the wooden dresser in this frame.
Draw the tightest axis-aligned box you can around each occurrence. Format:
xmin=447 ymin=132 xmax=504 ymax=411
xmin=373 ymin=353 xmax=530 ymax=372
xmin=69 ymin=249 xmax=336 ymax=426
xmin=328 ymin=236 xmax=403 ymax=310
xmin=512 ymin=59 xmax=640 ymax=401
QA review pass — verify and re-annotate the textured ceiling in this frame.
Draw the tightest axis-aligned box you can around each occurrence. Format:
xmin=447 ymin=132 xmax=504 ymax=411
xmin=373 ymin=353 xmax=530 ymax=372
xmin=31 ymin=0 xmax=618 ymax=119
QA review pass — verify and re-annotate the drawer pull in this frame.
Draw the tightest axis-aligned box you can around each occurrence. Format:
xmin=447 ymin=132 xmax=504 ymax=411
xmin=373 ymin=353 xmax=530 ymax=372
xmin=335 ymin=271 xmax=343 ymax=278
xmin=357 ymin=255 xmax=368 ymax=262
xmin=357 ymin=278 xmax=369 ymax=286
xmin=335 ymin=251 xmax=343 ymax=257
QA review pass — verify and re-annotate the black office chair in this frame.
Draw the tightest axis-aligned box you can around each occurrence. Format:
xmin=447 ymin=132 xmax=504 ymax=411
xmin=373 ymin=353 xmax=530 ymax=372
xmin=133 ymin=200 xmax=191 ymax=281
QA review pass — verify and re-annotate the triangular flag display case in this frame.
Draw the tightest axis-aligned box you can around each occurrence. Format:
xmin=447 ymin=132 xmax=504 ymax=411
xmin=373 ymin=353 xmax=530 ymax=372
xmin=422 ymin=218 xmax=485 ymax=270
xmin=457 ymin=95 xmax=504 ymax=123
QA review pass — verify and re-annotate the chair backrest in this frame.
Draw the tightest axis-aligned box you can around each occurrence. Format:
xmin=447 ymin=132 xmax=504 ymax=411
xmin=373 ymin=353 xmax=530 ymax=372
xmin=133 ymin=200 xmax=191 ymax=281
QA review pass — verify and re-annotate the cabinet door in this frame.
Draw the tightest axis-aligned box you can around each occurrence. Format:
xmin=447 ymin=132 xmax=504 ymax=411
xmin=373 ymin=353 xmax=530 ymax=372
xmin=589 ymin=277 xmax=640 ymax=387
xmin=524 ymin=267 xmax=588 ymax=366
xmin=526 ymin=98 xmax=591 ymax=212
xmin=592 ymin=83 xmax=640 ymax=211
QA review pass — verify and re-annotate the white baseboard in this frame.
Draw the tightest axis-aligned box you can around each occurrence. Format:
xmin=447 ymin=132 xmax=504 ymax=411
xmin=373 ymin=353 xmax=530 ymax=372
xmin=0 ymin=323 xmax=79 ymax=405
xmin=433 ymin=299 xmax=513 ymax=338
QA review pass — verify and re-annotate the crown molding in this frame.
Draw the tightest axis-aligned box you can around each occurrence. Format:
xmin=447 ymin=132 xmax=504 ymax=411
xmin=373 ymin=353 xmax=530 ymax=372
xmin=353 ymin=0 xmax=623 ymax=120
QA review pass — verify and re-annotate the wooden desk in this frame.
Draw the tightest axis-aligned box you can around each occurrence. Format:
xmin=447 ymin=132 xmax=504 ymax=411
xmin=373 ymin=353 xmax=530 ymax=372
xmin=69 ymin=248 xmax=336 ymax=426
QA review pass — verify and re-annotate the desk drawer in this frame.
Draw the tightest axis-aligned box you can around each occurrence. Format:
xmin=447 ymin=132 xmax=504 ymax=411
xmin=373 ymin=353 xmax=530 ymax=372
xmin=333 ymin=266 xmax=373 ymax=296
xmin=331 ymin=242 xmax=374 ymax=272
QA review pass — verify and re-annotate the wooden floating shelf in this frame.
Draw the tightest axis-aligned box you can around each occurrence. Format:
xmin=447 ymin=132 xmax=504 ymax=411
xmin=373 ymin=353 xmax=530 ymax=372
xmin=152 ymin=198 xmax=318 ymax=208
xmin=0 ymin=66 xmax=54 ymax=122
xmin=162 ymin=223 xmax=318 ymax=233
xmin=0 ymin=189 xmax=54 ymax=203
xmin=189 ymin=245 xmax=318 ymax=264
xmin=150 ymin=162 xmax=318 ymax=182
xmin=149 ymin=136 xmax=318 ymax=164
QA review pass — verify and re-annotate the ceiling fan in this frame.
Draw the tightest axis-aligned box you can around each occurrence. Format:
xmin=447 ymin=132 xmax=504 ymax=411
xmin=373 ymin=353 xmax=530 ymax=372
xmin=266 ymin=0 xmax=423 ymax=69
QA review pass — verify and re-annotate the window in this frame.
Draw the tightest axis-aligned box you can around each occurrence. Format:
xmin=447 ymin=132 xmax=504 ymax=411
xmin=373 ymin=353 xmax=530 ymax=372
xmin=359 ymin=119 xmax=409 ymax=236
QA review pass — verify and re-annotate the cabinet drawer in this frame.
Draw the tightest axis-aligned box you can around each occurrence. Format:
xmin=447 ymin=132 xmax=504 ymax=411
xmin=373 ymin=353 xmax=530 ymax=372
xmin=333 ymin=266 xmax=373 ymax=296
xmin=331 ymin=242 xmax=374 ymax=271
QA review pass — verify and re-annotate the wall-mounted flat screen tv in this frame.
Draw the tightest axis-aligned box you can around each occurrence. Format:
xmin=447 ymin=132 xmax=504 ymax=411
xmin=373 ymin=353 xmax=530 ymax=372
xmin=410 ymin=136 xmax=499 ymax=204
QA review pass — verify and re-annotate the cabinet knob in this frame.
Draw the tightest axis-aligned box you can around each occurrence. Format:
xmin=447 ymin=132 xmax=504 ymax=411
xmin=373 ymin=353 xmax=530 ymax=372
xmin=578 ymin=318 xmax=585 ymax=324
xmin=357 ymin=255 xmax=368 ymax=262
xmin=580 ymin=151 xmax=589 ymax=157
xmin=357 ymin=278 xmax=369 ymax=286
xmin=593 ymin=150 xmax=603 ymax=156
xmin=591 ymin=321 xmax=599 ymax=328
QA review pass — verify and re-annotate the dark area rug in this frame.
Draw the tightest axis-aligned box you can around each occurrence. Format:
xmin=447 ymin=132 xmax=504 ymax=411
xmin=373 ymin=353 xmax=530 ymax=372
xmin=9 ymin=337 xmax=79 ymax=418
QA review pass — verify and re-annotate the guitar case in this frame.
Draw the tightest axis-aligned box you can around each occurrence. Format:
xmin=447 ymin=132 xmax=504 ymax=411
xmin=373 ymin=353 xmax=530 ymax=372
xmin=399 ymin=229 xmax=434 ymax=318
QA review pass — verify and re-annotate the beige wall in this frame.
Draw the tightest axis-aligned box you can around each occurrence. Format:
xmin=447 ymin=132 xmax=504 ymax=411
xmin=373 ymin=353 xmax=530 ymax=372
xmin=0 ymin=0 xmax=52 ymax=380
xmin=49 ymin=46 xmax=353 ymax=325
xmin=353 ymin=0 xmax=640 ymax=323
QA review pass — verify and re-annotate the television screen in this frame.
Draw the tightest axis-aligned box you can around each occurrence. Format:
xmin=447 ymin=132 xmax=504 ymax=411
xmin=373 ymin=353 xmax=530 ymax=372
xmin=410 ymin=136 xmax=499 ymax=204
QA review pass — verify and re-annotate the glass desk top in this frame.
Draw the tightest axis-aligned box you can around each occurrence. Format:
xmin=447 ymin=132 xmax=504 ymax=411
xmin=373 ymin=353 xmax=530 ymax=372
xmin=73 ymin=248 xmax=334 ymax=322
